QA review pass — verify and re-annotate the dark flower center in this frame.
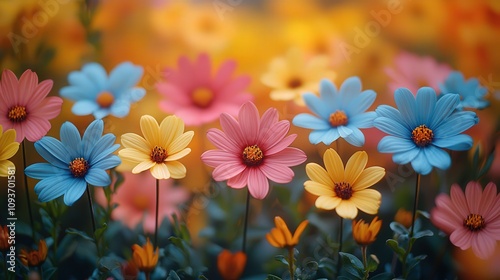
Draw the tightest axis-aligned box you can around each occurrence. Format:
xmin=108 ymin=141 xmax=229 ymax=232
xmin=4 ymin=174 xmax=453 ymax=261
xmin=96 ymin=91 xmax=114 ymax=108
xmin=191 ymin=87 xmax=214 ymax=108
xmin=329 ymin=110 xmax=348 ymax=127
xmin=287 ymin=77 xmax=303 ymax=89
xmin=7 ymin=105 xmax=27 ymax=122
xmin=242 ymin=145 xmax=264 ymax=166
xmin=150 ymin=146 xmax=167 ymax=163
xmin=463 ymin=213 xmax=485 ymax=232
xmin=334 ymin=182 xmax=353 ymax=200
xmin=69 ymin=158 xmax=89 ymax=178
xmin=411 ymin=124 xmax=434 ymax=147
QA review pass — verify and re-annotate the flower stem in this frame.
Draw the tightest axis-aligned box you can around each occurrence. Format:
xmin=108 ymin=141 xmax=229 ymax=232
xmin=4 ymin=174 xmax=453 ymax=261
xmin=154 ymin=179 xmax=159 ymax=248
xmin=86 ymin=185 xmax=100 ymax=258
xmin=242 ymin=190 xmax=251 ymax=253
xmin=288 ymin=247 xmax=295 ymax=280
xmin=336 ymin=216 xmax=344 ymax=275
xmin=22 ymin=141 xmax=36 ymax=242
xmin=409 ymin=174 xmax=421 ymax=239
xmin=362 ymin=246 xmax=368 ymax=280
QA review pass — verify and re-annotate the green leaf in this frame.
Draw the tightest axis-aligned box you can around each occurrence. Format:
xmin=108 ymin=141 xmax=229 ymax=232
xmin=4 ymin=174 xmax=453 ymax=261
xmin=274 ymin=254 xmax=289 ymax=266
xmin=366 ymin=255 xmax=379 ymax=272
xmin=266 ymin=275 xmax=283 ymax=280
xmin=65 ymin=228 xmax=94 ymax=242
xmin=407 ymin=254 xmax=427 ymax=274
xmin=478 ymin=150 xmax=495 ymax=179
xmin=412 ymin=229 xmax=433 ymax=240
xmin=389 ymin=222 xmax=409 ymax=235
xmin=167 ymin=270 xmax=181 ymax=280
xmin=42 ymin=266 xmax=57 ymax=280
xmin=386 ymin=239 xmax=406 ymax=259
xmin=94 ymin=223 xmax=108 ymax=240
xmin=370 ymin=272 xmax=395 ymax=280
xmin=339 ymin=252 xmax=364 ymax=279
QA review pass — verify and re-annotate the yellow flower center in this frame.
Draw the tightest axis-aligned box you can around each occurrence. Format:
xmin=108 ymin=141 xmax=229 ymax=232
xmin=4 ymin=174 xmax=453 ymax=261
xmin=242 ymin=145 xmax=264 ymax=166
xmin=69 ymin=158 xmax=89 ymax=178
xmin=334 ymin=182 xmax=353 ymax=200
xmin=133 ymin=194 xmax=150 ymax=211
xmin=463 ymin=213 xmax=485 ymax=232
xmin=7 ymin=105 xmax=27 ymax=122
xmin=150 ymin=146 xmax=167 ymax=163
xmin=191 ymin=87 xmax=214 ymax=108
xmin=287 ymin=77 xmax=303 ymax=89
xmin=329 ymin=110 xmax=348 ymax=127
xmin=96 ymin=91 xmax=115 ymax=108
xmin=411 ymin=125 xmax=434 ymax=147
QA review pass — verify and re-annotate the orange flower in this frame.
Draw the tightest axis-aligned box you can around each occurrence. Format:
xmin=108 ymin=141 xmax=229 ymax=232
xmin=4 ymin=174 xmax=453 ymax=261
xmin=352 ymin=217 xmax=382 ymax=246
xmin=266 ymin=216 xmax=309 ymax=248
xmin=394 ymin=208 xmax=413 ymax=228
xmin=19 ymin=240 xmax=48 ymax=267
xmin=0 ymin=225 xmax=9 ymax=251
xmin=132 ymin=238 xmax=159 ymax=273
xmin=217 ymin=250 xmax=247 ymax=280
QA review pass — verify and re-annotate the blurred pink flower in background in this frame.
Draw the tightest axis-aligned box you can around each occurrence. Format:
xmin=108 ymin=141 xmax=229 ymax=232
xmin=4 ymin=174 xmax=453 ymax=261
xmin=0 ymin=69 xmax=63 ymax=142
xmin=385 ymin=51 xmax=452 ymax=95
xmin=95 ymin=171 xmax=190 ymax=233
xmin=156 ymin=53 xmax=253 ymax=126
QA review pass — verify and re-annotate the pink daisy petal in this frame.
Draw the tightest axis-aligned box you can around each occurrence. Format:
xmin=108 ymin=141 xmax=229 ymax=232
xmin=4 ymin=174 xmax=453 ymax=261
xmin=479 ymin=182 xmax=498 ymax=219
xmin=157 ymin=83 xmax=192 ymax=106
xmin=220 ymin=113 xmax=246 ymax=145
xmin=201 ymin=149 xmax=240 ymax=167
xmin=265 ymin=134 xmax=297 ymax=156
xmin=206 ymin=128 xmax=240 ymax=153
xmin=1 ymin=70 xmax=18 ymax=105
xmin=213 ymin=60 xmax=237 ymax=88
xmin=247 ymin=168 xmax=269 ymax=199
xmin=465 ymin=181 xmax=482 ymax=214
xmin=23 ymin=117 xmax=51 ymax=142
xmin=258 ymin=120 xmax=289 ymax=151
xmin=31 ymin=97 xmax=63 ymax=119
xmin=265 ymin=147 xmax=306 ymax=166
xmin=257 ymin=107 xmax=279 ymax=137
xmin=471 ymin=234 xmax=496 ymax=260
xmin=18 ymin=70 xmax=38 ymax=105
xmin=227 ymin=169 xmax=250 ymax=189
xmin=238 ymin=102 xmax=260 ymax=143
xmin=212 ymin=162 xmax=246 ymax=181
xmin=194 ymin=53 xmax=212 ymax=86
xmin=449 ymin=184 xmax=470 ymax=218
xmin=259 ymin=163 xmax=294 ymax=184
xmin=218 ymin=75 xmax=252 ymax=99
xmin=450 ymin=227 xmax=473 ymax=250
xmin=27 ymin=79 xmax=53 ymax=107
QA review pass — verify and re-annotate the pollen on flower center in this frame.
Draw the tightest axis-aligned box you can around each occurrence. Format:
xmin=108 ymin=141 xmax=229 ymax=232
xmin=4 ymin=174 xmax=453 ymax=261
xmin=69 ymin=158 xmax=89 ymax=178
xmin=242 ymin=145 xmax=264 ymax=166
xmin=411 ymin=124 xmax=434 ymax=147
xmin=329 ymin=110 xmax=348 ymax=127
xmin=191 ymin=87 xmax=214 ymax=108
xmin=150 ymin=146 xmax=167 ymax=163
xmin=287 ymin=77 xmax=303 ymax=89
xmin=463 ymin=213 xmax=485 ymax=232
xmin=96 ymin=91 xmax=115 ymax=108
xmin=334 ymin=182 xmax=353 ymax=200
xmin=7 ymin=105 xmax=27 ymax=122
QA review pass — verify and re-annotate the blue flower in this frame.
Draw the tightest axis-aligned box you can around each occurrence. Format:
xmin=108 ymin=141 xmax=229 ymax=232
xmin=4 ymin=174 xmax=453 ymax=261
xmin=60 ymin=62 xmax=146 ymax=119
xmin=374 ymin=87 xmax=478 ymax=175
xmin=292 ymin=77 xmax=377 ymax=147
xmin=25 ymin=120 xmax=121 ymax=206
xmin=440 ymin=71 xmax=489 ymax=110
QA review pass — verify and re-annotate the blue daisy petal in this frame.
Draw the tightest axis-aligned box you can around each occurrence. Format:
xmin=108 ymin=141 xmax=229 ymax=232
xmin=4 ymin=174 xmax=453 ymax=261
xmin=394 ymin=88 xmax=418 ymax=128
xmin=440 ymin=71 xmax=490 ymax=110
xmin=85 ymin=168 xmax=111 ymax=187
xmin=410 ymin=150 xmax=433 ymax=175
xmin=72 ymin=100 xmax=100 ymax=116
xmin=292 ymin=114 xmax=331 ymax=130
xmin=303 ymin=92 xmax=331 ymax=120
xmin=348 ymin=112 xmax=376 ymax=128
xmin=415 ymin=87 xmax=436 ymax=125
xmin=424 ymin=145 xmax=451 ymax=170
xmin=34 ymin=137 xmax=71 ymax=168
xmin=25 ymin=163 xmax=65 ymax=179
xmin=433 ymin=134 xmax=473 ymax=151
xmin=63 ymin=179 xmax=87 ymax=206
xmin=108 ymin=62 xmax=144 ymax=96
xmin=343 ymin=127 xmax=365 ymax=147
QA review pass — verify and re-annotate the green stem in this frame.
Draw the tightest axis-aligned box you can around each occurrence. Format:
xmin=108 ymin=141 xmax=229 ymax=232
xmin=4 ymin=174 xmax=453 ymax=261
xmin=362 ymin=246 xmax=368 ymax=280
xmin=22 ymin=141 xmax=36 ymax=242
xmin=336 ymin=216 xmax=344 ymax=276
xmin=154 ymin=179 xmax=159 ymax=248
xmin=86 ymin=185 xmax=101 ymax=258
xmin=288 ymin=247 xmax=295 ymax=280
xmin=242 ymin=190 xmax=251 ymax=253
xmin=402 ymin=174 xmax=421 ymax=278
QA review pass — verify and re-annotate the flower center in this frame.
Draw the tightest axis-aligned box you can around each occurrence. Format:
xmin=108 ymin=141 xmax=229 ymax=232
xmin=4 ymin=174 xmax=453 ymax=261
xmin=334 ymin=182 xmax=353 ymax=200
xmin=463 ymin=213 xmax=485 ymax=232
xmin=69 ymin=158 xmax=89 ymax=178
xmin=96 ymin=91 xmax=115 ymax=108
xmin=242 ymin=145 xmax=264 ymax=166
xmin=7 ymin=105 xmax=27 ymax=122
xmin=191 ymin=87 xmax=214 ymax=108
xmin=150 ymin=146 xmax=167 ymax=163
xmin=133 ymin=194 xmax=150 ymax=211
xmin=287 ymin=77 xmax=303 ymax=89
xmin=411 ymin=125 xmax=434 ymax=147
xmin=329 ymin=110 xmax=348 ymax=127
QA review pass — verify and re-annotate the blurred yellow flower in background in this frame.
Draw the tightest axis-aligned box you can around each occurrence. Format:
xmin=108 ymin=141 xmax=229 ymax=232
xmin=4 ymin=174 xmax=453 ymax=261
xmin=352 ymin=216 xmax=382 ymax=246
xmin=132 ymin=238 xmax=159 ymax=274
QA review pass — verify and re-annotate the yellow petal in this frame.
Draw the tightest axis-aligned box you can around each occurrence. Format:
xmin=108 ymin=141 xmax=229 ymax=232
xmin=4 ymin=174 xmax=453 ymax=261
xmin=266 ymin=232 xmax=282 ymax=248
xmin=159 ymin=115 xmax=184 ymax=147
xmin=351 ymin=189 xmax=381 ymax=215
xmin=167 ymin=131 xmax=194 ymax=155
xmin=291 ymin=220 xmax=309 ymax=245
xmin=150 ymin=163 xmax=171 ymax=179
xmin=165 ymin=161 xmax=187 ymax=179
xmin=324 ymin=149 xmax=344 ymax=182
xmin=0 ymin=142 xmax=19 ymax=160
xmin=344 ymin=151 xmax=367 ymax=184
xmin=275 ymin=217 xmax=293 ymax=246
xmin=0 ymin=160 xmax=15 ymax=177
xmin=269 ymin=228 xmax=286 ymax=247
xmin=132 ymin=161 xmax=156 ymax=174
xmin=119 ymin=148 xmax=151 ymax=163
xmin=121 ymin=133 xmax=150 ymax=153
xmin=352 ymin=166 xmax=385 ymax=191
xmin=315 ymin=196 xmax=341 ymax=210
xmin=304 ymin=181 xmax=334 ymax=196
xmin=270 ymin=89 xmax=297 ymax=101
xmin=166 ymin=148 xmax=191 ymax=162
xmin=335 ymin=201 xmax=359 ymax=219
xmin=140 ymin=115 xmax=160 ymax=146
xmin=305 ymin=163 xmax=333 ymax=187
xmin=1 ymin=128 xmax=16 ymax=145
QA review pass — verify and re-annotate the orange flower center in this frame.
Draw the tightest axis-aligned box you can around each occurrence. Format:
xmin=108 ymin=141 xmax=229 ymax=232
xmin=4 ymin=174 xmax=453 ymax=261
xmin=191 ymin=87 xmax=214 ymax=108
xmin=96 ymin=91 xmax=115 ymax=108
xmin=7 ymin=105 xmax=27 ymax=122
xmin=150 ymin=146 xmax=167 ymax=163
xmin=242 ymin=145 xmax=264 ymax=166
xmin=463 ymin=213 xmax=485 ymax=232
xmin=69 ymin=158 xmax=89 ymax=178
xmin=329 ymin=110 xmax=348 ymax=127
xmin=334 ymin=182 xmax=352 ymax=200
xmin=411 ymin=124 xmax=434 ymax=147
xmin=287 ymin=77 xmax=303 ymax=89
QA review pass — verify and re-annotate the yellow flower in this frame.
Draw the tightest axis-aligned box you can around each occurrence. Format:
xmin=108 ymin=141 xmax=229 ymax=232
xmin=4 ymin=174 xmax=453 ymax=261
xmin=352 ymin=216 xmax=382 ymax=246
xmin=394 ymin=208 xmax=413 ymax=228
xmin=119 ymin=115 xmax=194 ymax=179
xmin=0 ymin=225 xmax=9 ymax=251
xmin=266 ymin=216 xmax=309 ymax=248
xmin=0 ymin=125 xmax=19 ymax=177
xmin=217 ymin=250 xmax=247 ymax=280
xmin=261 ymin=48 xmax=336 ymax=106
xmin=304 ymin=149 xmax=385 ymax=219
xmin=19 ymin=240 xmax=48 ymax=267
xmin=132 ymin=238 xmax=159 ymax=273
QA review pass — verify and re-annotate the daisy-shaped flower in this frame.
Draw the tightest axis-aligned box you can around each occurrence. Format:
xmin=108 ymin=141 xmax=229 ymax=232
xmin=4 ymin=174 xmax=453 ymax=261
xmin=261 ymin=48 xmax=336 ymax=106
xmin=385 ymin=51 xmax=452 ymax=95
xmin=430 ymin=181 xmax=500 ymax=259
xmin=0 ymin=69 xmax=63 ymax=142
xmin=304 ymin=149 xmax=385 ymax=219
xmin=440 ymin=71 xmax=489 ymax=110
xmin=374 ymin=87 xmax=478 ymax=175
xmin=24 ymin=120 xmax=121 ymax=206
xmin=60 ymin=62 xmax=146 ymax=119
xmin=119 ymin=115 xmax=194 ymax=180
xmin=292 ymin=77 xmax=377 ymax=147
xmin=156 ymin=53 xmax=253 ymax=126
xmin=201 ymin=102 xmax=307 ymax=199
xmin=0 ymin=125 xmax=19 ymax=177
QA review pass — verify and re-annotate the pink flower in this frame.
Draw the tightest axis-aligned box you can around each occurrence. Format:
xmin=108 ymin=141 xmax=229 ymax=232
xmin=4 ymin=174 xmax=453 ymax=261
xmin=201 ymin=102 xmax=307 ymax=199
xmin=430 ymin=181 xmax=500 ymax=259
xmin=156 ymin=53 xmax=253 ymax=126
xmin=0 ymin=69 xmax=63 ymax=142
xmin=95 ymin=171 xmax=189 ymax=233
xmin=385 ymin=51 xmax=452 ymax=95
